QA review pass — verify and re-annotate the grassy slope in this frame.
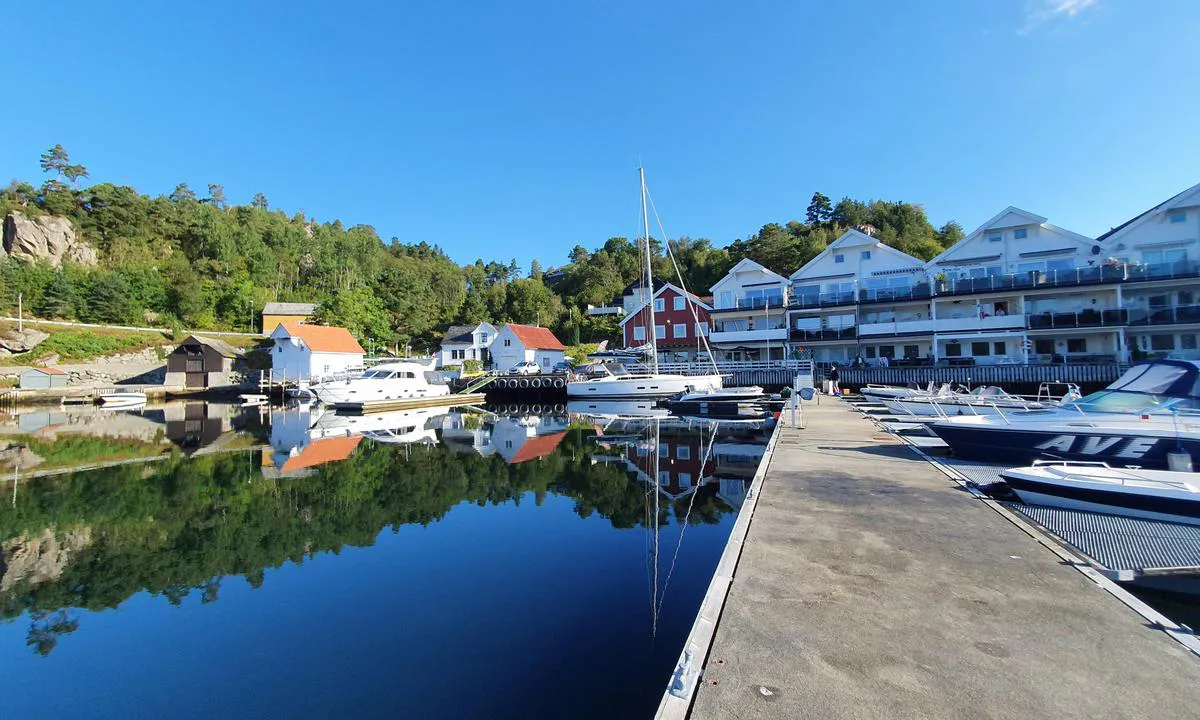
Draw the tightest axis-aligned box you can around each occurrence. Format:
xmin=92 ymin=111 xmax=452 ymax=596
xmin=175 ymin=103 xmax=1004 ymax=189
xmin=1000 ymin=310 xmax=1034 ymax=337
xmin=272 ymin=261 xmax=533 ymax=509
xmin=0 ymin=321 xmax=264 ymax=366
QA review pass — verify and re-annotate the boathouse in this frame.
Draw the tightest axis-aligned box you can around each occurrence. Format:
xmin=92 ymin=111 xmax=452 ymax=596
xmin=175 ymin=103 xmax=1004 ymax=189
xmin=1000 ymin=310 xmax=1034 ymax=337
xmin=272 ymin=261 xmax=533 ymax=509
xmin=490 ymin=324 xmax=566 ymax=373
xmin=269 ymin=323 xmax=365 ymax=383
xmin=19 ymin=367 xmax=68 ymax=390
xmin=165 ymin=335 xmax=243 ymax=389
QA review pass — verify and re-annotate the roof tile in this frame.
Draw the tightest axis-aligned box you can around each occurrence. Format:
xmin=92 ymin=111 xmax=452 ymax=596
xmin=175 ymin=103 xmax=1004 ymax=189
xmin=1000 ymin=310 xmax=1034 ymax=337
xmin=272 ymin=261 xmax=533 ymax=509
xmin=279 ymin=323 xmax=365 ymax=354
xmin=505 ymin=324 xmax=565 ymax=350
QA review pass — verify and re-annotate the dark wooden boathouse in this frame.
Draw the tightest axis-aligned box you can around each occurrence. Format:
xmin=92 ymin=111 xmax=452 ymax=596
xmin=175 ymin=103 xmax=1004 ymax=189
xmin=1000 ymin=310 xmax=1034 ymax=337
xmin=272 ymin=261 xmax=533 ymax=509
xmin=166 ymin=336 xmax=242 ymax=389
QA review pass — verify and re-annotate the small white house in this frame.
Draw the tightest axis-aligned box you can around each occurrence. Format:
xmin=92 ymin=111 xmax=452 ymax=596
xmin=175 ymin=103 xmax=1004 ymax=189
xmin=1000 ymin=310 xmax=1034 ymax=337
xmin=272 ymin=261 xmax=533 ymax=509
xmin=437 ymin=322 xmax=496 ymax=369
xmin=490 ymin=323 xmax=566 ymax=372
xmin=270 ymin=323 xmax=365 ymax=382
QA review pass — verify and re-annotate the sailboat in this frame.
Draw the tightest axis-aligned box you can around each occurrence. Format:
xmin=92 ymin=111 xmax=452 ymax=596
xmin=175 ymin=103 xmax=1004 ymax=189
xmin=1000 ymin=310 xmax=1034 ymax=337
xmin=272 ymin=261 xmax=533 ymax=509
xmin=567 ymin=168 xmax=724 ymax=399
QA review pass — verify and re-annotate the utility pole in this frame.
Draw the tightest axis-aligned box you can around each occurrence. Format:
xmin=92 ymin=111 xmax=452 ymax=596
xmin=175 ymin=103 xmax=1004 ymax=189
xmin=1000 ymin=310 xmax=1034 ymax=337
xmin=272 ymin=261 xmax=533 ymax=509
xmin=17 ymin=292 xmax=22 ymax=332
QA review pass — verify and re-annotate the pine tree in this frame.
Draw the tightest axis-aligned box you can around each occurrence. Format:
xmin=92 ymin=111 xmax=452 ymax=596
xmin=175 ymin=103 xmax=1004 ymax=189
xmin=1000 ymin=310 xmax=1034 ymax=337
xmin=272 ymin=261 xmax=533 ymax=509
xmin=38 ymin=272 xmax=74 ymax=319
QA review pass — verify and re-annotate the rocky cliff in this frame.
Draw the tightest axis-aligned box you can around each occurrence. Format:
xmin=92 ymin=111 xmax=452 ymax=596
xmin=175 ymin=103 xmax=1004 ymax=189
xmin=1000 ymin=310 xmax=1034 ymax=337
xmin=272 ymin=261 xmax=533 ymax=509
xmin=2 ymin=211 xmax=98 ymax=267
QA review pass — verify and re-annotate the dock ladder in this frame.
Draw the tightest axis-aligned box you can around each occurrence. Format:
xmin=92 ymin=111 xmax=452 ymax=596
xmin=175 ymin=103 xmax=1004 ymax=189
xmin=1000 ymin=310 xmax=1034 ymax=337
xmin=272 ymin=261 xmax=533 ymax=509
xmin=459 ymin=375 xmax=497 ymax=395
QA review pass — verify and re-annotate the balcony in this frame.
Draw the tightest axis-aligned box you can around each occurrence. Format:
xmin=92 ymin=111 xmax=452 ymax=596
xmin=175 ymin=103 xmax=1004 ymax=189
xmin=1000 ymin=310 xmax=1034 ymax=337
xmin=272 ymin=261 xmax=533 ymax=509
xmin=1127 ymin=305 xmax=1200 ymax=327
xmin=1124 ymin=260 xmax=1200 ymax=284
xmin=857 ymin=283 xmax=933 ymax=304
xmin=1027 ymin=308 xmax=1129 ymax=329
xmin=789 ymin=291 xmax=857 ymax=310
xmin=936 ymin=265 xmax=1127 ymax=296
xmin=935 ymin=314 xmax=1027 ymax=332
xmin=709 ymin=327 xmax=788 ymax=344
xmin=712 ymin=296 xmax=786 ymax=313
xmin=790 ymin=327 xmax=857 ymax=342
xmin=858 ymin=319 xmax=936 ymax=337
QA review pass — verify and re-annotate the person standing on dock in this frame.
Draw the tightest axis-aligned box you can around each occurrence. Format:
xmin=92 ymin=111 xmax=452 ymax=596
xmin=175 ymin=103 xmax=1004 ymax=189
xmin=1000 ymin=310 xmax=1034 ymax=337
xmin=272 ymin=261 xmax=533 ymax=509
xmin=828 ymin=363 xmax=840 ymax=395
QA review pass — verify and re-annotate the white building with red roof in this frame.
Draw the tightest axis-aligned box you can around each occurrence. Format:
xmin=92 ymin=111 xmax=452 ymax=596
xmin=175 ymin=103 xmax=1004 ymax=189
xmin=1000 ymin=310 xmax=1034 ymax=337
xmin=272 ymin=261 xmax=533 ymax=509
xmin=490 ymin=323 xmax=566 ymax=373
xmin=270 ymin=322 xmax=366 ymax=382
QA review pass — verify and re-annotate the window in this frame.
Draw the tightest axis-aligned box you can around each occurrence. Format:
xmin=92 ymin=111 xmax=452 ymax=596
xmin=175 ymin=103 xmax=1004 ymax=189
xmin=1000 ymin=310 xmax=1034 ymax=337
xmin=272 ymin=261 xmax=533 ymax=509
xmin=655 ymin=325 xmax=666 ymax=339
xmin=658 ymin=471 xmax=670 ymax=485
xmin=659 ymin=444 xmax=669 ymax=457
xmin=1034 ymin=339 xmax=1054 ymax=355
xmin=479 ymin=333 xmax=489 ymax=343
xmin=678 ymin=473 xmax=692 ymax=488
xmin=695 ymin=322 xmax=708 ymax=336
xmin=1145 ymin=248 xmax=1187 ymax=264
xmin=903 ymin=344 xmax=919 ymax=358
xmin=945 ymin=343 xmax=962 ymax=357
xmin=834 ymin=254 xmax=845 ymax=264
xmin=633 ymin=326 xmax=645 ymax=341
xmin=1151 ymin=335 xmax=1175 ymax=351
xmin=1183 ymin=334 xmax=1198 ymax=350
xmin=993 ymin=341 xmax=1006 ymax=356
xmin=1180 ymin=291 xmax=1195 ymax=306
xmin=673 ymin=296 xmax=686 ymax=311
xmin=1013 ymin=228 xmax=1028 ymax=239
xmin=988 ymin=233 xmax=1002 ymax=243
xmin=654 ymin=298 xmax=664 ymax=312
xmin=879 ymin=345 xmax=895 ymax=358
xmin=504 ymin=339 xmax=511 ymax=347
xmin=971 ymin=342 xmax=990 ymax=356
xmin=1067 ymin=338 xmax=1088 ymax=353
xmin=676 ymin=445 xmax=690 ymax=460
xmin=861 ymin=250 xmax=871 ymax=260
xmin=1169 ymin=211 xmax=1187 ymax=224
xmin=673 ymin=324 xmax=687 ymax=338
xmin=864 ymin=346 xmax=877 ymax=358
xmin=637 ymin=446 xmax=649 ymax=457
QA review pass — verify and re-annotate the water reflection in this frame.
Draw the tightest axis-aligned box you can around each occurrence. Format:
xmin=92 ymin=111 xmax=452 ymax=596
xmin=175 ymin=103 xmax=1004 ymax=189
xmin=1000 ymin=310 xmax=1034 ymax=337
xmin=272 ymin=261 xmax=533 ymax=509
xmin=0 ymin=401 xmax=773 ymax=717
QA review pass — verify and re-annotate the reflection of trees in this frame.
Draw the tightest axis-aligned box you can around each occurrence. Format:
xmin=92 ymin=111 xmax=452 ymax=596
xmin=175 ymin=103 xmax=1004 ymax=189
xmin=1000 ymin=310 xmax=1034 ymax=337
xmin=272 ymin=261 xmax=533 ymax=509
xmin=1 ymin=428 xmax=747 ymax=655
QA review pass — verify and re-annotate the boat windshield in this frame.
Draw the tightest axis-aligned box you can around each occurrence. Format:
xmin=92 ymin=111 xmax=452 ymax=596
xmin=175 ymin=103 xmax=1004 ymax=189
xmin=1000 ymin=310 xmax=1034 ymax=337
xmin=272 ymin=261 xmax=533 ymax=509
xmin=1069 ymin=390 xmax=1200 ymax=414
xmin=1068 ymin=361 xmax=1200 ymax=413
xmin=1108 ymin=363 xmax=1193 ymax=394
xmin=360 ymin=370 xmax=391 ymax=379
xmin=602 ymin=363 xmax=631 ymax=377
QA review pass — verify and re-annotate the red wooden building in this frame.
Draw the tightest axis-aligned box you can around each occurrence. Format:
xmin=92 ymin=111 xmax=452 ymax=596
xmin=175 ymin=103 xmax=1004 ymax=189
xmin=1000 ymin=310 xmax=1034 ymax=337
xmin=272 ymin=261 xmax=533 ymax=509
xmin=618 ymin=283 xmax=713 ymax=361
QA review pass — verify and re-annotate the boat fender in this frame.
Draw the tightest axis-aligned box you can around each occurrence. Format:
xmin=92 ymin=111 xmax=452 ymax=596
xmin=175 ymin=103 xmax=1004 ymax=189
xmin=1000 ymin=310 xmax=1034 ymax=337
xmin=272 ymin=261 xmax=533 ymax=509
xmin=519 ymin=379 xmax=530 ymax=389
xmin=531 ymin=378 xmax=542 ymax=389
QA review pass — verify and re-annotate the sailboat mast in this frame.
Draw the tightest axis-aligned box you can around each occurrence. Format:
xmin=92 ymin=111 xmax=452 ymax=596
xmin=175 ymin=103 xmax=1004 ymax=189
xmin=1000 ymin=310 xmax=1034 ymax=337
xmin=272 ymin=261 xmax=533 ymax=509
xmin=641 ymin=167 xmax=659 ymax=374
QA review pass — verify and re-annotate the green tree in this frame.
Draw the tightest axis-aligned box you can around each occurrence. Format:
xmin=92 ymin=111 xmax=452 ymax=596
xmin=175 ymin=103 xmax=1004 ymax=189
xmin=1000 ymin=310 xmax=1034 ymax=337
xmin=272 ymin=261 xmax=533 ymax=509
xmin=37 ymin=271 xmax=74 ymax=319
xmin=39 ymin=144 xmax=89 ymax=188
xmin=806 ymin=192 xmax=832 ymax=225
xmin=251 ymin=193 xmax=269 ymax=210
xmin=87 ymin=273 xmax=138 ymax=323
xmin=206 ymin=184 xmax=227 ymax=209
xmin=169 ymin=183 xmax=197 ymax=203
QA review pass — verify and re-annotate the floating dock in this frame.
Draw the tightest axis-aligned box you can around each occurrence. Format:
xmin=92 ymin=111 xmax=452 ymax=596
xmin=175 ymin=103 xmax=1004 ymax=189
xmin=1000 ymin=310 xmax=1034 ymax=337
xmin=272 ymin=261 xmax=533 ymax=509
xmin=668 ymin=400 xmax=1200 ymax=719
xmin=332 ymin=393 xmax=486 ymax=415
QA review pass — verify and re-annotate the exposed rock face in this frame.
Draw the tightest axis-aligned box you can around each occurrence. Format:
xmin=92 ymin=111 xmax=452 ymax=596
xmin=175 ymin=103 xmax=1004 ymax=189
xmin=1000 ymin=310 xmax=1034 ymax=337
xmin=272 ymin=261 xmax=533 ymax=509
xmin=0 ymin=328 xmax=50 ymax=355
xmin=0 ymin=527 xmax=93 ymax=593
xmin=2 ymin=211 xmax=98 ymax=268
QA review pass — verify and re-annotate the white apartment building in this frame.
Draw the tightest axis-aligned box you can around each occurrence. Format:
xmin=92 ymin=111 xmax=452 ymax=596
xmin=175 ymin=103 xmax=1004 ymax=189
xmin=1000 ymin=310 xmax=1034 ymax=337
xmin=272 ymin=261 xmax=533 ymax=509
xmin=708 ymin=259 xmax=790 ymax=362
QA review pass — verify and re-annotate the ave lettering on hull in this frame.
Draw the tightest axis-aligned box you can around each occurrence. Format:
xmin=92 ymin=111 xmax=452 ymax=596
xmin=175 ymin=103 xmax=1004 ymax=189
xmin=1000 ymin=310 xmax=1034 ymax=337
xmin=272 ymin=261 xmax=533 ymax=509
xmin=1032 ymin=435 xmax=1159 ymax=459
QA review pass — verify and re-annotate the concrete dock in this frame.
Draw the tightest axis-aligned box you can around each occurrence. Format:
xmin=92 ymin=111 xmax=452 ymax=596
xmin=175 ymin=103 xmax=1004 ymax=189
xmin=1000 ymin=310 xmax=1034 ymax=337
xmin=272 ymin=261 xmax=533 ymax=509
xmin=688 ymin=400 xmax=1200 ymax=719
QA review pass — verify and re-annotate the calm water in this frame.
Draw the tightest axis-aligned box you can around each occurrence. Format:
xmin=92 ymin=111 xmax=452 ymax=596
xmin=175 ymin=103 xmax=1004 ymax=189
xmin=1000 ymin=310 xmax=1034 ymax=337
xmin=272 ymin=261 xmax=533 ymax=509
xmin=0 ymin=402 xmax=773 ymax=719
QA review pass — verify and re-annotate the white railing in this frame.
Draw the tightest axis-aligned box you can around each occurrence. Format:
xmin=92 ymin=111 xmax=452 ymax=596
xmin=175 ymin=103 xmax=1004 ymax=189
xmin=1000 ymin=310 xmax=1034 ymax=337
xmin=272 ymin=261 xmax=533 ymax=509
xmin=656 ymin=360 xmax=809 ymax=373
xmin=708 ymin=328 xmax=788 ymax=344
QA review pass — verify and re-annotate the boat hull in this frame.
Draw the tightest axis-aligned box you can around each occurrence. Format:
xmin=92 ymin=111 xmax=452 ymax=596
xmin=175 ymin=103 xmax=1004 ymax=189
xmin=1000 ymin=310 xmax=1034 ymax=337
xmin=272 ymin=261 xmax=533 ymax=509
xmin=566 ymin=374 xmax=723 ymax=399
xmin=1001 ymin=471 xmax=1200 ymax=526
xmin=313 ymin=383 xmax=450 ymax=405
xmin=932 ymin=423 xmax=1200 ymax=470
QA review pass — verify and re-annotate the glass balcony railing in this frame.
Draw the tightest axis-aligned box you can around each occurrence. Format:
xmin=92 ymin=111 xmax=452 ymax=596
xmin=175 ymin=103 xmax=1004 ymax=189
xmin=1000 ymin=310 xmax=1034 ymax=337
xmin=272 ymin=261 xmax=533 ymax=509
xmin=1126 ymin=305 xmax=1200 ymax=326
xmin=857 ymin=283 xmax=933 ymax=303
xmin=714 ymin=296 xmax=786 ymax=312
xmin=789 ymin=327 xmax=857 ymax=341
xmin=1026 ymin=308 xmax=1128 ymax=329
xmin=789 ymin=291 xmax=856 ymax=309
xmin=712 ymin=321 xmax=787 ymax=333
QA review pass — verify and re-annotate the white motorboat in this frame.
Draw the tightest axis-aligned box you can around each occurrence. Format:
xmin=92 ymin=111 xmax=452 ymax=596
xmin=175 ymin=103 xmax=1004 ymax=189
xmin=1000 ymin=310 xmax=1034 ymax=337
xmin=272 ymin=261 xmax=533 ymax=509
xmin=97 ymin=391 xmax=148 ymax=408
xmin=567 ymin=398 xmax=671 ymax=419
xmin=884 ymin=386 xmax=1058 ymax=417
xmin=860 ymin=382 xmax=949 ymax=402
xmin=676 ymin=386 xmax=764 ymax=402
xmin=311 ymin=360 xmax=451 ymax=405
xmin=1000 ymin=461 xmax=1200 ymax=525
xmin=930 ymin=360 xmax=1200 ymax=469
xmin=566 ymin=167 xmax=725 ymax=400
xmin=310 ymin=406 xmax=449 ymax=445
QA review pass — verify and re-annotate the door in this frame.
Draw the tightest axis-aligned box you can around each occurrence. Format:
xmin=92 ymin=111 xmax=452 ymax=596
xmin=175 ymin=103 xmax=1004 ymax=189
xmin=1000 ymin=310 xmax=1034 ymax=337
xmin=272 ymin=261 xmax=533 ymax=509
xmin=186 ymin=373 xmax=207 ymax=388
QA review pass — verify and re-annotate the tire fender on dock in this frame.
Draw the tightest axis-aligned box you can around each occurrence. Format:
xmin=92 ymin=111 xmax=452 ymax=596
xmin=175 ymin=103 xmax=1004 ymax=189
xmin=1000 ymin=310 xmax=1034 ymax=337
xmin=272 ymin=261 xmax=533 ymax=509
xmin=519 ymin=378 xmax=530 ymax=389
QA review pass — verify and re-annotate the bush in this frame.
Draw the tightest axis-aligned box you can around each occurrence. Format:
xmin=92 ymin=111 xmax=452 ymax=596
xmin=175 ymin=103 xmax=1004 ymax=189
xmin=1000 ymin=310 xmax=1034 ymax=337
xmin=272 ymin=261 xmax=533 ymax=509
xmin=462 ymin=359 xmax=483 ymax=374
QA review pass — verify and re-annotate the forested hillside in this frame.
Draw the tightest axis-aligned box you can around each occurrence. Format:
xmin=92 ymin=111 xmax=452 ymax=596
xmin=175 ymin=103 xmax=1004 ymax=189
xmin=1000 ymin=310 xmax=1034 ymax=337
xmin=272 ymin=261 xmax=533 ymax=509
xmin=0 ymin=147 xmax=962 ymax=351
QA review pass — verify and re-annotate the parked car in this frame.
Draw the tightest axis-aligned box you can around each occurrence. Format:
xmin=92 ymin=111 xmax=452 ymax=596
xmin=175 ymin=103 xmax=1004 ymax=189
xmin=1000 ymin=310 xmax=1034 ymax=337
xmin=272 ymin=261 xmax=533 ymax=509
xmin=552 ymin=360 xmax=574 ymax=374
xmin=511 ymin=360 xmax=541 ymax=375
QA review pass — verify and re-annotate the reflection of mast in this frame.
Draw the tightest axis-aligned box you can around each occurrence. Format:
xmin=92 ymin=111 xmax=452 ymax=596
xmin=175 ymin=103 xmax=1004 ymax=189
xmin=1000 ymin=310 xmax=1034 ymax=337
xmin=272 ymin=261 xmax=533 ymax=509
xmin=648 ymin=417 xmax=661 ymax=639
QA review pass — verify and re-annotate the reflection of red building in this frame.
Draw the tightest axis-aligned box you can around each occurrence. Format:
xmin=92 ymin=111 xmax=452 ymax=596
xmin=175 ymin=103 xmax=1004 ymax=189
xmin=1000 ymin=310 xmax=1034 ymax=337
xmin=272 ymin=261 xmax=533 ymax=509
xmin=619 ymin=283 xmax=712 ymax=356
xmin=262 ymin=435 xmax=363 ymax=477
xmin=624 ymin=430 xmax=714 ymax=498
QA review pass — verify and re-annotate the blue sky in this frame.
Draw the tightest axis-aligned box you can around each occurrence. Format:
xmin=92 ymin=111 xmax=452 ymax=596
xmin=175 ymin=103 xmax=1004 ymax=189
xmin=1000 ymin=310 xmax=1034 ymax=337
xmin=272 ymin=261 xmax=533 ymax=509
xmin=3 ymin=1 xmax=1197 ymax=270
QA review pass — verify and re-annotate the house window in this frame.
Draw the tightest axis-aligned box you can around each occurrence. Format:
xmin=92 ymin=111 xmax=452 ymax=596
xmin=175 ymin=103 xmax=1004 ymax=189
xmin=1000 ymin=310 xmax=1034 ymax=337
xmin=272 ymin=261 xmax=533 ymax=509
xmin=1067 ymin=338 xmax=1088 ymax=353
xmin=861 ymin=250 xmax=871 ymax=260
xmin=1034 ymin=339 xmax=1054 ymax=355
xmin=1169 ymin=211 xmax=1187 ymax=223
xmin=659 ymin=444 xmax=669 ymax=457
xmin=1183 ymin=334 xmax=1198 ymax=350
xmin=658 ymin=471 xmax=670 ymax=485
xmin=864 ymin=346 xmax=877 ymax=358
xmin=654 ymin=298 xmax=665 ymax=312
xmin=637 ymin=446 xmax=649 ymax=457
xmin=988 ymin=233 xmax=1002 ymax=243
xmin=673 ymin=296 xmax=686 ymax=311
xmin=479 ymin=333 xmax=489 ymax=343
xmin=834 ymin=254 xmax=845 ymax=264
xmin=633 ymin=326 xmax=646 ymax=341
xmin=677 ymin=445 xmax=690 ymax=460
xmin=504 ymin=339 xmax=511 ymax=347
xmin=655 ymin=325 xmax=666 ymax=339
xmin=945 ymin=343 xmax=962 ymax=357
xmin=993 ymin=341 xmax=1006 ymax=355
xmin=673 ymin=324 xmax=687 ymax=338
xmin=971 ymin=342 xmax=990 ymax=356
xmin=678 ymin=473 xmax=692 ymax=488
xmin=1145 ymin=249 xmax=1187 ymax=265
xmin=695 ymin=322 xmax=708 ymax=336
xmin=1180 ymin=291 xmax=1195 ymax=306
xmin=903 ymin=344 xmax=919 ymax=358
xmin=1013 ymin=228 xmax=1028 ymax=239
xmin=1151 ymin=335 xmax=1175 ymax=351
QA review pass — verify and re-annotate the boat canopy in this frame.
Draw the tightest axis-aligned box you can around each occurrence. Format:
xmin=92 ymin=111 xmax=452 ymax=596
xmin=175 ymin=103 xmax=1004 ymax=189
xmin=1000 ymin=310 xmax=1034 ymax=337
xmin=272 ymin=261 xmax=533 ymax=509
xmin=1106 ymin=360 xmax=1200 ymax=398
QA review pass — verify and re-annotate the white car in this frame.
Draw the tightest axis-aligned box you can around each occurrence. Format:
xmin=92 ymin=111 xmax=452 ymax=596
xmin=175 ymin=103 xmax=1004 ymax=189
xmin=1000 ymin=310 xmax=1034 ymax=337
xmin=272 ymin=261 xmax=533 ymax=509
xmin=511 ymin=361 xmax=541 ymax=375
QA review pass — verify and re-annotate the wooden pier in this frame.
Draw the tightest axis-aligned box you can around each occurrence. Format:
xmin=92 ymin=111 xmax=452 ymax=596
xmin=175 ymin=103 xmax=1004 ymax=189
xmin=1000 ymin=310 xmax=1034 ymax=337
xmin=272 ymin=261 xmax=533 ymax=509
xmin=669 ymin=400 xmax=1200 ymax=719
